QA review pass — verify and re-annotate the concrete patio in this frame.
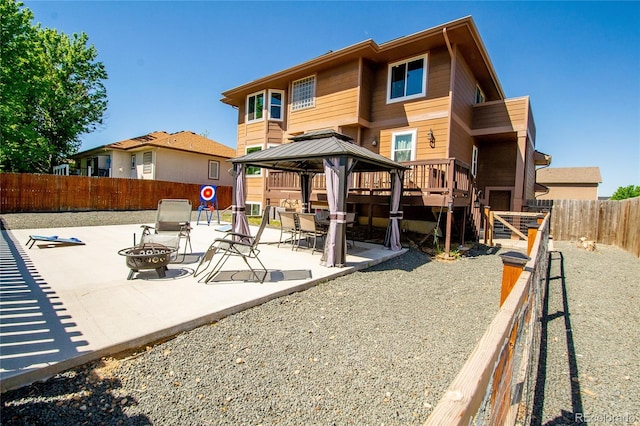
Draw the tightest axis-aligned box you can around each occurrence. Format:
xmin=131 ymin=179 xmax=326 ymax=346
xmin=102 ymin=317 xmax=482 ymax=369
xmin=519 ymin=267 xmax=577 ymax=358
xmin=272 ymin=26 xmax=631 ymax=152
xmin=0 ymin=220 xmax=406 ymax=392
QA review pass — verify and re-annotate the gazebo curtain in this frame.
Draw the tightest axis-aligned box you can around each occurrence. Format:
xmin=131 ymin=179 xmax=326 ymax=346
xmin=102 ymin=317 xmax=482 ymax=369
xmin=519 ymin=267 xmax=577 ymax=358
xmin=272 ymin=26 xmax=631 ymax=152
xmin=384 ymin=169 xmax=404 ymax=251
xmin=231 ymin=163 xmax=251 ymax=241
xmin=322 ymin=156 xmax=355 ymax=267
xmin=300 ymin=172 xmax=314 ymax=213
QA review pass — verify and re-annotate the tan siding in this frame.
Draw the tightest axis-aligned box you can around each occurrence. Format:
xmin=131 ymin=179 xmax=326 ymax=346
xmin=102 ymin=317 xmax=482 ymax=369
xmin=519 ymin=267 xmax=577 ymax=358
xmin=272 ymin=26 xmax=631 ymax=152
xmin=288 ymin=61 xmax=360 ymax=132
xmin=525 ymin=142 xmax=536 ymax=200
xmin=451 ymin=53 xmax=476 ymax=126
xmin=378 ymin=117 xmax=449 ymax=161
xmin=448 ymin=120 xmax=473 ymax=163
xmin=537 ymin=185 xmax=599 ymax=201
xmin=472 ymin=98 xmax=528 ymax=131
xmin=477 ymin=140 xmax=516 ymax=188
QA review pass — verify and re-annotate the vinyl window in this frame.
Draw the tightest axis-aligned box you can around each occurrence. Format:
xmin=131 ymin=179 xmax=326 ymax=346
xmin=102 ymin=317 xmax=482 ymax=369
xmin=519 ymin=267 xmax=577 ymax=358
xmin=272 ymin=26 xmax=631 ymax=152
xmin=247 ymin=91 xmax=265 ymax=122
xmin=391 ymin=130 xmax=416 ymax=163
xmin=269 ymin=90 xmax=284 ymax=120
xmin=387 ymin=54 xmax=428 ymax=103
xmin=245 ymin=146 xmax=262 ymax=176
xmin=142 ymin=151 xmax=152 ymax=174
xmin=208 ymin=160 xmax=220 ymax=180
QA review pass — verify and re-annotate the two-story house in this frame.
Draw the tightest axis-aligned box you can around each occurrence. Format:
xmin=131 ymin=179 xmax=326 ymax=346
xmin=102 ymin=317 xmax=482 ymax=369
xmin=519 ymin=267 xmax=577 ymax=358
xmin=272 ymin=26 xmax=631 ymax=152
xmin=71 ymin=130 xmax=236 ymax=187
xmin=220 ymin=16 xmax=550 ymax=245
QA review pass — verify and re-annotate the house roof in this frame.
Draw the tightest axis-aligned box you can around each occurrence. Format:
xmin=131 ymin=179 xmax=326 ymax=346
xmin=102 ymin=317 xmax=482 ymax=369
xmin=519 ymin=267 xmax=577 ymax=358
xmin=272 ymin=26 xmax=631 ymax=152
xmin=229 ymin=130 xmax=407 ymax=173
xmin=536 ymin=167 xmax=602 ymax=184
xmin=221 ymin=16 xmax=504 ymax=106
xmin=73 ymin=131 xmax=236 ymax=158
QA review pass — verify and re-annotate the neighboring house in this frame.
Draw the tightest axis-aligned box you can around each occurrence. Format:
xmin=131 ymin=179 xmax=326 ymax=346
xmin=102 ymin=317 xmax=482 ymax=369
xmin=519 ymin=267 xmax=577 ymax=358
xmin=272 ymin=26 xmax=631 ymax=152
xmin=220 ymin=16 xmax=550 ymax=238
xmin=536 ymin=167 xmax=602 ymax=200
xmin=70 ymin=131 xmax=236 ymax=187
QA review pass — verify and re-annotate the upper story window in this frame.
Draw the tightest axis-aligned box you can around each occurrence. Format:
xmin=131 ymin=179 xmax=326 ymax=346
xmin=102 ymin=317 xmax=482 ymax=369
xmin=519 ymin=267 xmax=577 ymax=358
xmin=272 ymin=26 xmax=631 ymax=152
xmin=471 ymin=145 xmax=478 ymax=177
xmin=387 ymin=54 xmax=428 ymax=103
xmin=247 ymin=91 xmax=264 ymax=123
xmin=391 ymin=129 xmax=417 ymax=162
xmin=269 ymin=90 xmax=284 ymax=120
xmin=292 ymin=76 xmax=315 ymax=111
xmin=245 ymin=146 xmax=262 ymax=176
xmin=475 ymin=85 xmax=486 ymax=104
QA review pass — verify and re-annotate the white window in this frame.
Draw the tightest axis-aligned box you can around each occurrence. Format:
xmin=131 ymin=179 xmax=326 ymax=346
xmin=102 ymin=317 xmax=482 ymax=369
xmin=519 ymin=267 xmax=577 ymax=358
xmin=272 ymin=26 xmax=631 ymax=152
xmin=387 ymin=54 xmax=428 ymax=103
xmin=245 ymin=146 xmax=262 ymax=176
xmin=142 ymin=151 xmax=152 ymax=174
xmin=475 ymin=85 xmax=485 ymax=104
xmin=246 ymin=91 xmax=265 ymax=122
xmin=208 ymin=160 xmax=219 ymax=179
xmin=269 ymin=90 xmax=284 ymax=120
xmin=291 ymin=76 xmax=315 ymax=110
xmin=130 ymin=154 xmax=136 ymax=170
xmin=245 ymin=202 xmax=262 ymax=217
xmin=391 ymin=129 xmax=416 ymax=162
xmin=471 ymin=145 xmax=478 ymax=177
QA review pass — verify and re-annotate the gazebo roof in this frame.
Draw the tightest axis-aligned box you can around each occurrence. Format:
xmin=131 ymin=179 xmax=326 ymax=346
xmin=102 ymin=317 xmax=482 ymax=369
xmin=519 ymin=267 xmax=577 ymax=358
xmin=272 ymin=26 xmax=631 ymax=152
xmin=229 ymin=130 xmax=407 ymax=173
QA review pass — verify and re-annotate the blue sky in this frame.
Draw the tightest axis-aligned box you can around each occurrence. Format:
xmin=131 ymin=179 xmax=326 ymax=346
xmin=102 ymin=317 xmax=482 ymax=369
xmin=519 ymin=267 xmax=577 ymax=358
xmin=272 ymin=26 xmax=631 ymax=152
xmin=23 ymin=1 xmax=640 ymax=197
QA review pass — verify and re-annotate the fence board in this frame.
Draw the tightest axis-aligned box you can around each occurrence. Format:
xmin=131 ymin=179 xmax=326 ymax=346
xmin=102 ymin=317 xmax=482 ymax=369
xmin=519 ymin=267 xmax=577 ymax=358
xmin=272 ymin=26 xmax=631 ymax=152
xmin=550 ymin=197 xmax=639 ymax=257
xmin=0 ymin=173 xmax=232 ymax=213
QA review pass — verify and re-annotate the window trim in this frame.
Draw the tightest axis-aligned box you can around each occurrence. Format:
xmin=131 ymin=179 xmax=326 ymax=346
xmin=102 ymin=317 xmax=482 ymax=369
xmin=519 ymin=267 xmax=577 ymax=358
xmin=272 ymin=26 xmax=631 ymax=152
xmin=391 ymin=129 xmax=417 ymax=162
xmin=471 ymin=145 xmax=478 ymax=177
xmin=130 ymin=154 xmax=136 ymax=170
xmin=475 ymin=85 xmax=486 ymax=104
xmin=291 ymin=75 xmax=316 ymax=111
xmin=386 ymin=54 xmax=428 ymax=104
xmin=268 ymin=89 xmax=285 ymax=121
xmin=245 ymin=145 xmax=263 ymax=177
xmin=208 ymin=160 xmax=220 ymax=180
xmin=246 ymin=90 xmax=265 ymax=123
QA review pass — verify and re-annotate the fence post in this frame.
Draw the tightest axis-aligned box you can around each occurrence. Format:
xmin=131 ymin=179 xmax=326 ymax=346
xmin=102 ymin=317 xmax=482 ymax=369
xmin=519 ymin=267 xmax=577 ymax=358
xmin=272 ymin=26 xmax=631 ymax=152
xmin=499 ymin=251 xmax=529 ymax=307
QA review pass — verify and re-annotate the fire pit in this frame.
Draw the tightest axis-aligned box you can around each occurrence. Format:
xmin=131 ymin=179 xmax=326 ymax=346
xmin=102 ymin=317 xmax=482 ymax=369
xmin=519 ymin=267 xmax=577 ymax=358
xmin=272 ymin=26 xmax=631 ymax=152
xmin=118 ymin=243 xmax=177 ymax=280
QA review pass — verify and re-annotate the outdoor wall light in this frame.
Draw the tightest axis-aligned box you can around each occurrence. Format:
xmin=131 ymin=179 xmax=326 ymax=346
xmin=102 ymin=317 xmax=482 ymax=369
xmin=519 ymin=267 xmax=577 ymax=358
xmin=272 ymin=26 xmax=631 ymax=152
xmin=371 ymin=138 xmax=377 ymax=147
xmin=428 ymin=129 xmax=436 ymax=148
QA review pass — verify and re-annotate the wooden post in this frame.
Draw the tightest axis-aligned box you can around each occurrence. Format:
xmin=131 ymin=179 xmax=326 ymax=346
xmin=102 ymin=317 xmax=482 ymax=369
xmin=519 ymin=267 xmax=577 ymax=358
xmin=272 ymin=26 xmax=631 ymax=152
xmin=484 ymin=206 xmax=491 ymax=245
xmin=499 ymin=251 xmax=529 ymax=306
xmin=527 ymin=225 xmax=538 ymax=256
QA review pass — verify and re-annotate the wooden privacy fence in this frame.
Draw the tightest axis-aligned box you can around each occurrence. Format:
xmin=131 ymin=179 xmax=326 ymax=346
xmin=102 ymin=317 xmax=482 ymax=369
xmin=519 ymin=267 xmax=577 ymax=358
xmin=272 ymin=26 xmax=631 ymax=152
xmin=550 ymin=198 xmax=640 ymax=257
xmin=0 ymin=173 xmax=232 ymax=213
xmin=426 ymin=214 xmax=550 ymax=425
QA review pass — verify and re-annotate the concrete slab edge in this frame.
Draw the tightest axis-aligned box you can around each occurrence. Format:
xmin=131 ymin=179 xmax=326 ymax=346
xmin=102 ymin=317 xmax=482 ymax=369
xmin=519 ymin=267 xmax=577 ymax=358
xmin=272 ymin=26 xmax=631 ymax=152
xmin=0 ymin=248 xmax=406 ymax=393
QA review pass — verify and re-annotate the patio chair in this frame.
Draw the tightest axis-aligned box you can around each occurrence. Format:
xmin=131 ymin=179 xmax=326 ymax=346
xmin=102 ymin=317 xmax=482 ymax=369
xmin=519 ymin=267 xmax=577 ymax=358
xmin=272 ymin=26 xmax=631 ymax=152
xmin=194 ymin=205 xmax=271 ymax=283
xmin=277 ymin=211 xmax=299 ymax=250
xmin=140 ymin=199 xmax=192 ymax=262
xmin=296 ymin=212 xmax=326 ymax=255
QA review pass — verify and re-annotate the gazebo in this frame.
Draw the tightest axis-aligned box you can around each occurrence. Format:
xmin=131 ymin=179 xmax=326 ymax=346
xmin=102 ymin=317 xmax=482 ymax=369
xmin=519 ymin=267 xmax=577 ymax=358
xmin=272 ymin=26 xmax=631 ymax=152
xmin=228 ymin=130 xmax=407 ymax=267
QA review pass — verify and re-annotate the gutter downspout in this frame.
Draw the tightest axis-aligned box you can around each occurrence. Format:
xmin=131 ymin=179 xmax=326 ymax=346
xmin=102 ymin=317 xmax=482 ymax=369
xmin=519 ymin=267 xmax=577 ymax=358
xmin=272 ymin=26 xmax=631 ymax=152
xmin=443 ymin=27 xmax=454 ymax=59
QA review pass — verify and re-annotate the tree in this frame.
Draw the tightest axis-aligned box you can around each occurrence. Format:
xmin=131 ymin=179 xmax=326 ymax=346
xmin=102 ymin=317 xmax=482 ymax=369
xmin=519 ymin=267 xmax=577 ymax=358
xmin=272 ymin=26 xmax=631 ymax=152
xmin=610 ymin=185 xmax=640 ymax=200
xmin=0 ymin=0 xmax=107 ymax=173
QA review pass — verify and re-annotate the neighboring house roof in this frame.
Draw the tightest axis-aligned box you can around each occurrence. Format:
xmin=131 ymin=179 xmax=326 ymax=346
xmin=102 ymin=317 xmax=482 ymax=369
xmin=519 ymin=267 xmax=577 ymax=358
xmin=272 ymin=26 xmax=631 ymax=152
xmin=536 ymin=167 xmax=602 ymax=184
xmin=73 ymin=131 xmax=236 ymax=158
xmin=221 ymin=16 xmax=504 ymax=106
xmin=230 ymin=130 xmax=407 ymax=173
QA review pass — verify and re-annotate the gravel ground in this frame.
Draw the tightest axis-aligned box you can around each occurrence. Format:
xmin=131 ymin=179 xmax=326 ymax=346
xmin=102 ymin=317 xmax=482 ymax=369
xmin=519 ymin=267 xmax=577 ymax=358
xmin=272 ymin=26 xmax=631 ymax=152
xmin=1 ymin=212 xmax=638 ymax=425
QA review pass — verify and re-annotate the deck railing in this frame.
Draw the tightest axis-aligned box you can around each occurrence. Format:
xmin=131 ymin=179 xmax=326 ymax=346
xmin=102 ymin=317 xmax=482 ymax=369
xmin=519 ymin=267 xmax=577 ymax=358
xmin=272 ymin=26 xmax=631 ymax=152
xmin=425 ymin=213 xmax=550 ymax=425
xmin=266 ymin=158 xmax=472 ymax=199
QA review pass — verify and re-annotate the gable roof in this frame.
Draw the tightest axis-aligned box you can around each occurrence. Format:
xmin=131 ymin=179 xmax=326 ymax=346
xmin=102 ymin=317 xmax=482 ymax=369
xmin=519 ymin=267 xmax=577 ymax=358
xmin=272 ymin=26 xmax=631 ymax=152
xmin=230 ymin=130 xmax=406 ymax=173
xmin=221 ymin=16 xmax=504 ymax=106
xmin=74 ymin=131 xmax=236 ymax=158
xmin=536 ymin=167 xmax=602 ymax=184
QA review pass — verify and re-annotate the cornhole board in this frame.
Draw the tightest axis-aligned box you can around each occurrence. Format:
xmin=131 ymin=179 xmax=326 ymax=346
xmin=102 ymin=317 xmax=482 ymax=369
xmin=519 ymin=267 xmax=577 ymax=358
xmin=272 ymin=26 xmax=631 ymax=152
xmin=26 ymin=235 xmax=85 ymax=249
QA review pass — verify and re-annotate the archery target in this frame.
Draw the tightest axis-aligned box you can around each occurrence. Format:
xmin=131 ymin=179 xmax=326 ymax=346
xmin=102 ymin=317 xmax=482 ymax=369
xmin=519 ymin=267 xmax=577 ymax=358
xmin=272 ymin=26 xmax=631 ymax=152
xmin=200 ymin=185 xmax=216 ymax=202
